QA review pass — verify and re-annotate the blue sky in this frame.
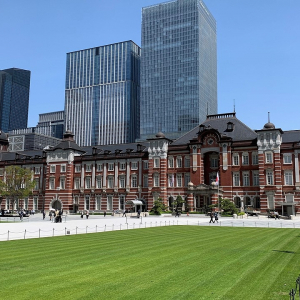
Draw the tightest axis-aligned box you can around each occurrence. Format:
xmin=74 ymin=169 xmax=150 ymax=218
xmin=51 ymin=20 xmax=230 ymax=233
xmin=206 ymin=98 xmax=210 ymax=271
xmin=1 ymin=0 xmax=299 ymax=131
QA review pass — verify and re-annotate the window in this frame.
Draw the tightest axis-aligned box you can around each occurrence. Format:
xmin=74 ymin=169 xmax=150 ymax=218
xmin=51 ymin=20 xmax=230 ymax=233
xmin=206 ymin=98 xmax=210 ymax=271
xmin=85 ymin=177 xmax=91 ymax=189
xmin=168 ymin=174 xmax=174 ymax=187
xmin=107 ymin=195 xmax=113 ymax=210
xmin=86 ymin=164 xmax=92 ymax=172
xmin=267 ymin=194 xmax=275 ymax=210
xmin=120 ymin=162 xmax=126 ymax=170
xmin=35 ymin=167 xmax=40 ymax=174
xmin=153 ymin=174 xmax=159 ymax=187
xmin=96 ymin=196 xmax=101 ymax=210
xmin=184 ymin=156 xmax=190 ymax=168
xmin=34 ymin=179 xmax=39 ymax=190
xmin=119 ymin=195 xmax=125 ymax=210
xmin=285 ymin=171 xmax=293 ymax=185
xmin=33 ymin=197 xmax=38 ymax=210
xmin=75 ymin=165 xmax=81 ymax=173
xmin=243 ymin=172 xmax=249 ymax=186
xmin=96 ymin=176 xmax=103 ymax=189
xmin=266 ymin=152 xmax=273 ymax=163
xmin=61 ymin=164 xmax=66 ymax=173
xmin=176 ymin=174 xmax=182 ymax=187
xmin=283 ymin=154 xmax=292 ymax=164
xmin=50 ymin=165 xmax=56 ymax=173
xmin=131 ymin=162 xmax=138 ymax=170
xmin=253 ymin=171 xmax=259 ymax=186
xmin=266 ymin=170 xmax=274 ymax=185
xmin=131 ymin=175 xmax=137 ymax=188
xmin=24 ymin=198 xmax=28 ymax=210
xmin=154 ymin=158 xmax=160 ymax=168
xmin=85 ymin=196 xmax=90 ymax=210
xmin=210 ymin=155 xmax=218 ymax=168
xmin=252 ymin=152 xmax=258 ymax=165
xmin=107 ymin=176 xmax=113 ymax=188
xmin=49 ymin=178 xmax=55 ymax=189
xmin=232 ymin=154 xmax=239 ymax=166
xmin=97 ymin=163 xmax=102 ymax=171
xmin=185 ymin=173 xmax=190 ymax=186
xmin=143 ymin=161 xmax=149 ymax=170
xmin=143 ymin=175 xmax=148 ymax=187
xmin=0 ymin=169 xmax=3 ymax=176
xmin=119 ymin=176 xmax=125 ymax=188
xmin=60 ymin=177 xmax=65 ymax=189
xmin=242 ymin=153 xmax=249 ymax=165
xmin=74 ymin=178 xmax=80 ymax=189
xmin=286 ymin=194 xmax=294 ymax=203
xmin=233 ymin=172 xmax=240 ymax=186
xmin=176 ymin=157 xmax=182 ymax=168
xmin=168 ymin=157 xmax=174 ymax=168
xmin=108 ymin=163 xmax=114 ymax=171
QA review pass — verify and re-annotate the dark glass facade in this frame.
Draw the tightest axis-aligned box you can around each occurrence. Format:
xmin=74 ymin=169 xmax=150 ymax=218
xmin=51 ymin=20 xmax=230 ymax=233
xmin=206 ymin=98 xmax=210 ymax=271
xmin=0 ymin=68 xmax=30 ymax=132
xmin=140 ymin=0 xmax=217 ymax=140
xmin=65 ymin=41 xmax=141 ymax=146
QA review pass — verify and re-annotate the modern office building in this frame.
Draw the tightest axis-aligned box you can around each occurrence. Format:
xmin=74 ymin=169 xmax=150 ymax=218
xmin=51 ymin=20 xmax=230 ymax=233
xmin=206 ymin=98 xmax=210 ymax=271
xmin=36 ymin=111 xmax=64 ymax=139
xmin=65 ymin=41 xmax=141 ymax=146
xmin=0 ymin=68 xmax=30 ymax=132
xmin=140 ymin=0 xmax=217 ymax=140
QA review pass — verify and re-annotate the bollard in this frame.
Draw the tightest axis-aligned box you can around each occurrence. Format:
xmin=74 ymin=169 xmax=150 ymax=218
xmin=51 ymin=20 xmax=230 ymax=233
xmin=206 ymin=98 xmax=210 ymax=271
xmin=145 ymin=222 xmax=146 ymax=228
xmin=133 ymin=223 xmax=135 ymax=229
xmin=187 ymin=220 xmax=188 ymax=225
xmin=268 ymin=222 xmax=269 ymax=228
xmin=53 ymin=228 xmax=54 ymax=237
xmin=65 ymin=227 xmax=67 ymax=236
xmin=7 ymin=230 xmax=9 ymax=241
xmin=177 ymin=220 xmax=178 ymax=225
xmin=231 ymin=222 xmax=233 ymax=227
xmin=127 ymin=223 xmax=128 ymax=230
xmin=120 ymin=224 xmax=122 ymax=230
xmin=86 ymin=226 xmax=88 ymax=234
xmin=112 ymin=224 xmax=114 ymax=231
xmin=281 ymin=223 xmax=282 ymax=228
xmin=198 ymin=221 xmax=199 ymax=226
xmin=96 ymin=225 xmax=97 ymax=232
xmin=243 ymin=222 xmax=244 ymax=227
xmin=76 ymin=226 xmax=78 ymax=235
xmin=220 ymin=221 xmax=221 ymax=226
xmin=169 ymin=221 xmax=170 ymax=226
xmin=165 ymin=221 xmax=166 ymax=226
xmin=104 ymin=225 xmax=106 ymax=232
xmin=294 ymin=223 xmax=295 ymax=228
xmin=39 ymin=229 xmax=41 ymax=238
xmin=24 ymin=229 xmax=26 ymax=239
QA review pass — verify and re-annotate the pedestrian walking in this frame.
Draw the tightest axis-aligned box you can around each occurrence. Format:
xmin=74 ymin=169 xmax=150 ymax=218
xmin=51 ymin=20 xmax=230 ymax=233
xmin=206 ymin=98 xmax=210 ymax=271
xmin=209 ymin=212 xmax=214 ymax=223
xmin=104 ymin=210 xmax=106 ymax=217
xmin=86 ymin=210 xmax=89 ymax=219
xmin=49 ymin=211 xmax=52 ymax=221
xmin=81 ymin=211 xmax=83 ymax=219
xmin=42 ymin=210 xmax=45 ymax=220
xmin=214 ymin=212 xmax=219 ymax=223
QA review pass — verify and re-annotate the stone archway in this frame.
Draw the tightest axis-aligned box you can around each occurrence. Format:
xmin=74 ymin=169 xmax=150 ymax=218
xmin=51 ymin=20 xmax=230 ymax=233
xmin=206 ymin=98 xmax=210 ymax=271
xmin=234 ymin=196 xmax=241 ymax=209
xmin=168 ymin=196 xmax=174 ymax=211
xmin=51 ymin=199 xmax=62 ymax=210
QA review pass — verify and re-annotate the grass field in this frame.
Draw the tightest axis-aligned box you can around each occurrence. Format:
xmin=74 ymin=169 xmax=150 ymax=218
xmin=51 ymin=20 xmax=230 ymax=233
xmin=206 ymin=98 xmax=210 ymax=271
xmin=0 ymin=226 xmax=299 ymax=300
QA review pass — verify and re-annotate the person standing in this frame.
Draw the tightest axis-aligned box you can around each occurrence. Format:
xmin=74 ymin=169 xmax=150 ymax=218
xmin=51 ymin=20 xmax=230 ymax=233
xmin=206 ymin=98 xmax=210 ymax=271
xmin=104 ymin=210 xmax=106 ymax=217
xmin=42 ymin=210 xmax=46 ymax=220
xmin=86 ymin=210 xmax=89 ymax=219
xmin=81 ymin=211 xmax=83 ymax=218
xmin=49 ymin=211 xmax=52 ymax=221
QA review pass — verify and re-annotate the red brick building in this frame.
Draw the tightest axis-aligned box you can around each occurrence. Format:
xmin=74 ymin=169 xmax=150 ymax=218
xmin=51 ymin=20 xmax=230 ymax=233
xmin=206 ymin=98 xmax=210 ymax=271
xmin=0 ymin=112 xmax=299 ymax=216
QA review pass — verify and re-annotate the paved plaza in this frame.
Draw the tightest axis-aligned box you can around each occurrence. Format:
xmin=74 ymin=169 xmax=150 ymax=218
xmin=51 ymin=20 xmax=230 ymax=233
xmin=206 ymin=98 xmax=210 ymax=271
xmin=1 ymin=213 xmax=300 ymax=242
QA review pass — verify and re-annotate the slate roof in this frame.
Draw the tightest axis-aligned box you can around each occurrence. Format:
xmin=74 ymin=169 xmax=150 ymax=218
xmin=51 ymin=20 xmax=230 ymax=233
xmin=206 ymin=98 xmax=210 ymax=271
xmin=282 ymin=130 xmax=300 ymax=143
xmin=172 ymin=113 xmax=258 ymax=145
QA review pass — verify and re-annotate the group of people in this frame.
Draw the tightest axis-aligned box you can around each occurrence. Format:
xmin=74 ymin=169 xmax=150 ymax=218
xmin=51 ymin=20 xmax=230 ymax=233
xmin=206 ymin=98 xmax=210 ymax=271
xmin=49 ymin=209 xmax=63 ymax=223
xmin=81 ymin=210 xmax=89 ymax=219
xmin=209 ymin=211 xmax=219 ymax=223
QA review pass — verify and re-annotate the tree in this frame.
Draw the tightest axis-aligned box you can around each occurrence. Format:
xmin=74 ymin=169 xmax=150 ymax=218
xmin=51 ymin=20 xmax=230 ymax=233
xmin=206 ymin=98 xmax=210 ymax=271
xmin=174 ymin=195 xmax=185 ymax=211
xmin=150 ymin=198 xmax=167 ymax=215
xmin=0 ymin=166 xmax=35 ymax=212
xmin=219 ymin=198 xmax=239 ymax=215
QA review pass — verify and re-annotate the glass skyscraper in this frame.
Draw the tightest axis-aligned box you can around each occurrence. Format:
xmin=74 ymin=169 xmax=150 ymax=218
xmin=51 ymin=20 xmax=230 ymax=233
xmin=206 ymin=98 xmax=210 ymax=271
xmin=0 ymin=68 xmax=30 ymax=132
xmin=65 ymin=41 xmax=140 ymax=146
xmin=140 ymin=0 xmax=217 ymax=140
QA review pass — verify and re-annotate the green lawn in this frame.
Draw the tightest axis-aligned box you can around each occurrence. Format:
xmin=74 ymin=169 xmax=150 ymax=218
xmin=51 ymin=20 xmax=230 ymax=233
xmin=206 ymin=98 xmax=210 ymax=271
xmin=0 ymin=226 xmax=299 ymax=299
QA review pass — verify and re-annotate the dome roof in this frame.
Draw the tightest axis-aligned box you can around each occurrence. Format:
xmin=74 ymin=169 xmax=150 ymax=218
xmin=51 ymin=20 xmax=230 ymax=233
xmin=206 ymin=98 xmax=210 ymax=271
xmin=156 ymin=132 xmax=165 ymax=138
xmin=263 ymin=122 xmax=275 ymax=129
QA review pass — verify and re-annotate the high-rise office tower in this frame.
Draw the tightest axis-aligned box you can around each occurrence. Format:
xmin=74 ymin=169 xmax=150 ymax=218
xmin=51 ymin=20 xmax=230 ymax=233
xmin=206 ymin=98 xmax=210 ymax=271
xmin=36 ymin=111 xmax=65 ymax=139
xmin=140 ymin=0 xmax=217 ymax=140
xmin=0 ymin=68 xmax=30 ymax=132
xmin=65 ymin=41 xmax=140 ymax=146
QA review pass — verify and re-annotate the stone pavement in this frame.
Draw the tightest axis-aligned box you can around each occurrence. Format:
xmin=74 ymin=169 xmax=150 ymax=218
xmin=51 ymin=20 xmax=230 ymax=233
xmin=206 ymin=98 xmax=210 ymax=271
xmin=1 ymin=213 xmax=300 ymax=242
